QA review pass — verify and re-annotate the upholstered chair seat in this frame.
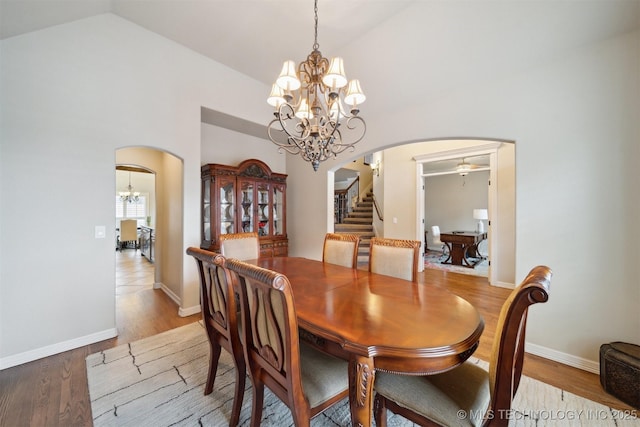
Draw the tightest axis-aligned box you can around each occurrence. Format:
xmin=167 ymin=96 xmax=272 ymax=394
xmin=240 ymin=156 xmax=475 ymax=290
xmin=374 ymin=265 xmax=553 ymax=427
xmin=223 ymin=258 xmax=350 ymax=427
xmin=186 ymin=247 xmax=245 ymax=427
xmin=299 ymin=343 xmax=350 ymax=408
xmin=375 ymin=362 xmax=490 ymax=427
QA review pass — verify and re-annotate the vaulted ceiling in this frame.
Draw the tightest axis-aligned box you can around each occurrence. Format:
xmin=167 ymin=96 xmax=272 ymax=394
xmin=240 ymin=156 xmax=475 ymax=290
xmin=2 ymin=1 xmax=638 ymax=133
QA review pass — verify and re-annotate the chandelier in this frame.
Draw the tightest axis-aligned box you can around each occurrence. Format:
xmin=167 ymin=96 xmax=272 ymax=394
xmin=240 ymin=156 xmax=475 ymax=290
xmin=266 ymin=0 xmax=366 ymax=172
xmin=119 ymin=172 xmax=140 ymax=204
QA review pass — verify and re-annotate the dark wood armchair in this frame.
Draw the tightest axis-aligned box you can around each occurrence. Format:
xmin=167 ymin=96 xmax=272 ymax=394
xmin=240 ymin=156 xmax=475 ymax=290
xmin=374 ymin=265 xmax=552 ymax=427
xmin=322 ymin=232 xmax=361 ymax=269
xmin=369 ymin=237 xmax=421 ymax=282
xmin=186 ymin=247 xmax=245 ymax=427
xmin=224 ymin=258 xmax=349 ymax=427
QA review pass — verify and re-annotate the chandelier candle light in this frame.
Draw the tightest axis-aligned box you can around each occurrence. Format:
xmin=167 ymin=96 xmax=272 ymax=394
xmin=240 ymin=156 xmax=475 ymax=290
xmin=267 ymin=0 xmax=366 ymax=172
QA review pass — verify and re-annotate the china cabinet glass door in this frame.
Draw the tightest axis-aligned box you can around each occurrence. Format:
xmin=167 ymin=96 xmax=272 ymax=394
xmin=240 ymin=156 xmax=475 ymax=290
xmin=257 ymin=183 xmax=270 ymax=237
xmin=239 ymin=180 xmax=254 ymax=233
xmin=219 ymin=178 xmax=235 ymax=235
xmin=203 ymin=178 xmax=211 ymax=241
xmin=273 ymin=184 xmax=285 ymax=236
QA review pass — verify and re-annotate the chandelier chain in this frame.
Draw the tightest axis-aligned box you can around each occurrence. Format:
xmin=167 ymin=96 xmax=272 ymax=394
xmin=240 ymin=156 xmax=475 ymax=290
xmin=313 ymin=0 xmax=319 ymax=51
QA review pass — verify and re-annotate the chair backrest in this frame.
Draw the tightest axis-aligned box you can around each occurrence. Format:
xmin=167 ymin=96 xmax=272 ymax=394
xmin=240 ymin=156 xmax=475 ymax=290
xmin=369 ymin=237 xmax=421 ymax=282
xmin=322 ymin=233 xmax=361 ymax=269
xmin=219 ymin=232 xmax=260 ymax=261
xmin=120 ymin=219 xmax=138 ymax=242
xmin=488 ymin=265 xmax=552 ymax=416
xmin=224 ymin=258 xmax=305 ymax=411
xmin=186 ymin=247 xmax=239 ymax=344
xmin=431 ymin=225 xmax=442 ymax=245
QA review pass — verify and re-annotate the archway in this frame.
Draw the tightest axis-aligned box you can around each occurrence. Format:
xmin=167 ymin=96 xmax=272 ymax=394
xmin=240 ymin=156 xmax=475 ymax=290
xmin=115 ymin=147 xmax=185 ymax=305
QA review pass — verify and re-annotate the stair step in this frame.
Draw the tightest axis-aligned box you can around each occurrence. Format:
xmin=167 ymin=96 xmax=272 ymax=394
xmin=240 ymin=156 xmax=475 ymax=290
xmin=347 ymin=213 xmax=373 ymax=219
xmin=335 ymin=223 xmax=372 ymax=229
xmin=343 ymin=218 xmax=372 ymax=224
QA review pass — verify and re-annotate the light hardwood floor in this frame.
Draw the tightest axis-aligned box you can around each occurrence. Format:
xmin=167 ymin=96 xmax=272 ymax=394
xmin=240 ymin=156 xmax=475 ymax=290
xmin=0 ymin=252 xmax=632 ymax=426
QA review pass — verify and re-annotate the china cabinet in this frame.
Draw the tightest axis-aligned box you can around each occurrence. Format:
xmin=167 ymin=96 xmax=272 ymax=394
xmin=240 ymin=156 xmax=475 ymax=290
xmin=201 ymin=159 xmax=287 ymax=257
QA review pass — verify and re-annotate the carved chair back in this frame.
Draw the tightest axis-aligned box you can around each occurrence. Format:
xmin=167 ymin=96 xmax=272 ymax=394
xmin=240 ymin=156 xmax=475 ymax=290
xmin=369 ymin=237 xmax=421 ymax=282
xmin=220 ymin=231 xmax=260 ymax=260
xmin=322 ymin=233 xmax=361 ymax=269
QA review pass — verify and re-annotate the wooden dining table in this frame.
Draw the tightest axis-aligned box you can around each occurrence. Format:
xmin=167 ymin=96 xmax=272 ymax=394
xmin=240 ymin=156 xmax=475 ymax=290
xmin=250 ymin=257 xmax=485 ymax=427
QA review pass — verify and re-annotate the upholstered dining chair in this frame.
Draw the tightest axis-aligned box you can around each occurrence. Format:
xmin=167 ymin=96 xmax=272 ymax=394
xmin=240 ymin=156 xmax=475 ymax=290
xmin=186 ymin=247 xmax=245 ymax=427
xmin=224 ymin=258 xmax=350 ymax=427
xmin=118 ymin=219 xmax=139 ymax=251
xmin=374 ymin=265 xmax=553 ymax=427
xmin=369 ymin=237 xmax=421 ymax=282
xmin=322 ymin=232 xmax=361 ymax=269
xmin=219 ymin=231 xmax=260 ymax=261
xmin=431 ymin=225 xmax=450 ymax=258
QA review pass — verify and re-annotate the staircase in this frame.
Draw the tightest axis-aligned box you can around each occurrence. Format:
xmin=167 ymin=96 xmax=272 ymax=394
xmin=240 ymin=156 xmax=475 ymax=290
xmin=334 ymin=192 xmax=375 ymax=265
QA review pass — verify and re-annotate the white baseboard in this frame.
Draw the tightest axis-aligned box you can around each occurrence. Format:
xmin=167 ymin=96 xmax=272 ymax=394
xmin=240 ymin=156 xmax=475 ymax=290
xmin=157 ymin=282 xmax=179 ymax=305
xmin=179 ymin=304 xmax=201 ymax=317
xmin=490 ymin=280 xmax=515 ymax=289
xmin=156 ymin=282 xmax=201 ymax=317
xmin=526 ymin=342 xmax=600 ymax=374
xmin=0 ymin=328 xmax=117 ymax=370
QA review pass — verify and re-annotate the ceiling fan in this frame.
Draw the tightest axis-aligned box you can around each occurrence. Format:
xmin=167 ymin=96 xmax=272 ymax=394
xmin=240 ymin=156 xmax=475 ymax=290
xmin=456 ymin=157 xmax=489 ymax=176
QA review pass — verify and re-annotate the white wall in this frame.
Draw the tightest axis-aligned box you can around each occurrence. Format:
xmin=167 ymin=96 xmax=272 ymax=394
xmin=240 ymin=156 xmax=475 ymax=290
xmin=283 ymin=29 xmax=640 ymax=370
xmin=0 ymin=14 xmax=272 ymax=368
xmin=1 ymin=9 xmax=638 ymax=375
xmin=200 ymin=123 xmax=286 ymax=173
xmin=425 ymin=171 xmax=489 ymax=241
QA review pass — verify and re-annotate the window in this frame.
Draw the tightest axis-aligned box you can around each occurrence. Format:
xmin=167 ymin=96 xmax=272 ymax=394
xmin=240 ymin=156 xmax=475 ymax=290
xmin=116 ymin=195 xmax=147 ymax=219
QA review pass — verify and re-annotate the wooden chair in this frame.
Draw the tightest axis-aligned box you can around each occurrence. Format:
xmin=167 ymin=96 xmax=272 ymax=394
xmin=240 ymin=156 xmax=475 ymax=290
xmin=185 ymin=247 xmax=245 ymax=427
xmin=374 ymin=265 xmax=553 ymax=427
xmin=118 ymin=219 xmax=139 ymax=251
xmin=224 ymin=258 xmax=349 ymax=427
xmin=368 ymin=237 xmax=421 ymax=282
xmin=219 ymin=231 xmax=260 ymax=261
xmin=322 ymin=232 xmax=361 ymax=269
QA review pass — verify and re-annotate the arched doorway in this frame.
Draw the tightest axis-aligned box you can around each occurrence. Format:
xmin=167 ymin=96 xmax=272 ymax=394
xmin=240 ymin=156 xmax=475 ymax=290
xmin=115 ymin=147 xmax=184 ymax=306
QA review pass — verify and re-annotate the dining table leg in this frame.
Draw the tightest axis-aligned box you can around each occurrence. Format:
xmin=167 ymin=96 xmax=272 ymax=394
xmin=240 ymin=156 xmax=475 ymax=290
xmin=348 ymin=354 xmax=376 ymax=427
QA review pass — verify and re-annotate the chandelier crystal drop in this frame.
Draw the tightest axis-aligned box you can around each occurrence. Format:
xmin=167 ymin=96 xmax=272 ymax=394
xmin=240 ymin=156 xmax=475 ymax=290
xmin=266 ymin=0 xmax=366 ymax=172
xmin=119 ymin=172 xmax=140 ymax=204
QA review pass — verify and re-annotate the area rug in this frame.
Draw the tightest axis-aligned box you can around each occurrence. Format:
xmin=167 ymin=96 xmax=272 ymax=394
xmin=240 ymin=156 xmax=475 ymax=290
xmin=86 ymin=322 xmax=639 ymax=427
xmin=424 ymin=250 xmax=489 ymax=277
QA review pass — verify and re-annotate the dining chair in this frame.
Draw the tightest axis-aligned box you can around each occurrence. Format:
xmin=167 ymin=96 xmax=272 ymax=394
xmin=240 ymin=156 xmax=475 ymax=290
xmin=368 ymin=237 xmax=421 ymax=282
xmin=374 ymin=265 xmax=553 ymax=427
xmin=118 ymin=219 xmax=139 ymax=251
xmin=219 ymin=231 xmax=260 ymax=261
xmin=322 ymin=232 xmax=361 ymax=269
xmin=186 ymin=247 xmax=245 ymax=427
xmin=224 ymin=258 xmax=349 ymax=427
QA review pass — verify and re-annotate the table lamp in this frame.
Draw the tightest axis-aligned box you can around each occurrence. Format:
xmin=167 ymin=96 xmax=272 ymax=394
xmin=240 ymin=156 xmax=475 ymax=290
xmin=473 ymin=209 xmax=488 ymax=233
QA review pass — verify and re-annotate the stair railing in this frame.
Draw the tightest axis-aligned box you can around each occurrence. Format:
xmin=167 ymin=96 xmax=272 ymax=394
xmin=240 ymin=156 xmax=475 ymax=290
xmin=371 ymin=193 xmax=384 ymax=221
xmin=334 ymin=190 xmax=347 ymax=223
xmin=334 ymin=177 xmax=360 ymax=224
xmin=346 ymin=177 xmax=360 ymax=214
